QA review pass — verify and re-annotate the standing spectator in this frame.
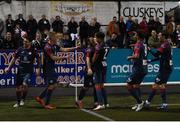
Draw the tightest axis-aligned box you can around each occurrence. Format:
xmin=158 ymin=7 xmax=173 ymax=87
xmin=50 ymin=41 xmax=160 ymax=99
xmin=27 ymin=15 xmax=38 ymax=41
xmin=155 ymin=17 xmax=163 ymax=33
xmin=67 ymin=17 xmax=78 ymax=34
xmin=126 ymin=16 xmax=133 ymax=33
xmin=79 ymin=16 xmax=89 ymax=47
xmin=107 ymin=16 xmax=119 ymax=37
xmin=139 ymin=17 xmax=149 ymax=43
xmin=93 ymin=17 xmax=101 ymax=33
xmin=173 ymin=24 xmax=180 ymax=47
xmin=148 ymin=30 xmax=160 ymax=48
xmin=3 ymin=32 xmax=15 ymax=49
xmin=0 ymin=18 xmax=4 ymax=38
xmin=5 ymin=14 xmax=15 ymax=34
xmin=117 ymin=16 xmax=126 ymax=48
xmin=52 ymin=15 xmax=64 ymax=33
xmin=166 ymin=16 xmax=176 ymax=40
xmin=88 ymin=19 xmax=97 ymax=37
xmin=38 ymin=15 xmax=50 ymax=34
xmin=15 ymin=14 xmax=27 ymax=31
xmin=148 ymin=16 xmax=156 ymax=36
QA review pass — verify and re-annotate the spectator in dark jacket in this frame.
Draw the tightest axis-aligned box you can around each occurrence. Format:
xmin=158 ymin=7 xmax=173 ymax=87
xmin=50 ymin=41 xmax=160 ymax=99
xmin=139 ymin=17 xmax=149 ymax=43
xmin=67 ymin=17 xmax=78 ymax=34
xmin=5 ymin=14 xmax=15 ymax=34
xmin=148 ymin=16 xmax=156 ymax=35
xmin=38 ymin=15 xmax=50 ymax=34
xmin=27 ymin=15 xmax=38 ymax=41
xmin=88 ymin=19 xmax=97 ymax=37
xmin=3 ymin=32 xmax=16 ymax=49
xmin=93 ymin=17 xmax=101 ymax=33
xmin=106 ymin=32 xmax=119 ymax=48
xmin=79 ymin=16 xmax=89 ymax=47
xmin=15 ymin=14 xmax=27 ymax=31
xmin=52 ymin=15 xmax=64 ymax=33
xmin=117 ymin=16 xmax=126 ymax=48
xmin=154 ymin=17 xmax=163 ymax=33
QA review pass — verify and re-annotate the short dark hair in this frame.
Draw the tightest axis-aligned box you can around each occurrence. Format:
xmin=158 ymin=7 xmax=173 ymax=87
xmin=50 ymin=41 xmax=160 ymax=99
xmin=95 ymin=32 xmax=105 ymax=40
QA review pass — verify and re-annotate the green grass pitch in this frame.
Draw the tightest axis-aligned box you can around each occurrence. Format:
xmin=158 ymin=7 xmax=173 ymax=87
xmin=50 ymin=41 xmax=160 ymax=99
xmin=0 ymin=94 xmax=180 ymax=121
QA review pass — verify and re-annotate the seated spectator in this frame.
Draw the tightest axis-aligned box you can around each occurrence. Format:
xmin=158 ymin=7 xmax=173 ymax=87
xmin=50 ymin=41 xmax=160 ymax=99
xmin=106 ymin=32 xmax=119 ymax=48
xmin=32 ymin=32 xmax=43 ymax=50
xmin=62 ymin=33 xmax=74 ymax=48
xmin=148 ymin=30 xmax=160 ymax=48
xmin=3 ymin=32 xmax=16 ymax=49
xmin=56 ymin=33 xmax=64 ymax=47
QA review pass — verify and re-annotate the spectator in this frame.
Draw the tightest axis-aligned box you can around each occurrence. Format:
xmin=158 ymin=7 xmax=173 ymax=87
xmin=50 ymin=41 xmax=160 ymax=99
xmin=107 ymin=16 xmax=119 ymax=37
xmin=93 ymin=17 xmax=101 ymax=33
xmin=56 ymin=33 xmax=64 ymax=47
xmin=27 ymin=15 xmax=38 ymax=41
xmin=38 ymin=15 xmax=50 ymax=34
xmin=15 ymin=14 xmax=27 ymax=31
xmin=173 ymin=24 xmax=180 ymax=48
xmin=0 ymin=18 xmax=4 ymax=38
xmin=166 ymin=16 xmax=176 ymax=40
xmin=5 ymin=14 xmax=15 ymax=34
xmin=14 ymin=23 xmax=22 ymax=48
xmin=139 ymin=17 xmax=149 ymax=43
xmin=148 ymin=16 xmax=156 ymax=35
xmin=131 ymin=18 xmax=139 ymax=31
xmin=117 ymin=16 xmax=126 ymax=48
xmin=62 ymin=33 xmax=74 ymax=47
xmin=67 ymin=17 xmax=78 ymax=34
xmin=32 ymin=32 xmax=43 ymax=50
xmin=106 ymin=32 xmax=119 ymax=48
xmin=126 ymin=16 xmax=133 ymax=33
xmin=52 ymin=15 xmax=64 ymax=33
xmin=88 ymin=18 xmax=97 ymax=37
xmin=3 ymin=32 xmax=15 ymax=49
xmin=154 ymin=17 xmax=163 ymax=33
xmin=148 ymin=30 xmax=160 ymax=48
xmin=79 ymin=16 xmax=89 ymax=47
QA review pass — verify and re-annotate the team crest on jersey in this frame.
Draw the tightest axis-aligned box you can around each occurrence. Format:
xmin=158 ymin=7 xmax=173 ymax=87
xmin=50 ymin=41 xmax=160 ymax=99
xmin=29 ymin=52 xmax=32 ymax=55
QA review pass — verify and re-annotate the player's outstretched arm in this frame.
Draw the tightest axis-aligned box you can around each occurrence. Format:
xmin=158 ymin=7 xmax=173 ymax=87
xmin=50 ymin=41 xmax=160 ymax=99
xmin=60 ymin=46 xmax=80 ymax=52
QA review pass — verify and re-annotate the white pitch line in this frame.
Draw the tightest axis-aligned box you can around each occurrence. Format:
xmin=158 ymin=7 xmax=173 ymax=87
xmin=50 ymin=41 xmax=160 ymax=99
xmin=81 ymin=108 xmax=114 ymax=121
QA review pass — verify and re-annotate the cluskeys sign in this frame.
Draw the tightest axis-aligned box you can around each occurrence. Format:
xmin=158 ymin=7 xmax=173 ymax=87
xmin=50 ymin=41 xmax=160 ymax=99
xmin=121 ymin=2 xmax=165 ymax=24
xmin=106 ymin=49 xmax=180 ymax=84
